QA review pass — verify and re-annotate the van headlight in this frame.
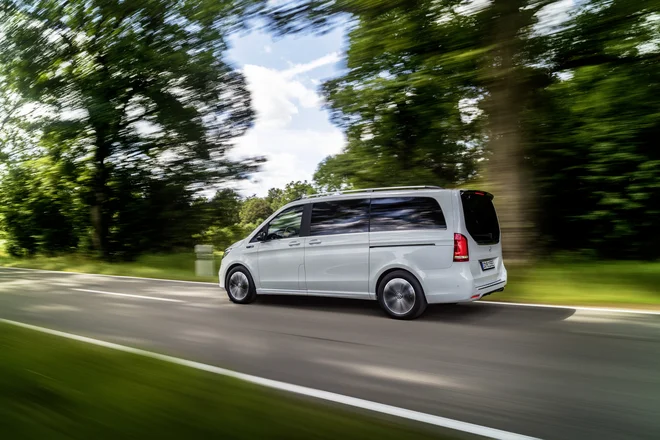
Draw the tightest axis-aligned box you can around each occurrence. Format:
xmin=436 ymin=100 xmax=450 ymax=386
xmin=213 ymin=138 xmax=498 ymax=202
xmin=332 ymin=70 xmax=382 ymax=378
xmin=224 ymin=247 xmax=231 ymax=256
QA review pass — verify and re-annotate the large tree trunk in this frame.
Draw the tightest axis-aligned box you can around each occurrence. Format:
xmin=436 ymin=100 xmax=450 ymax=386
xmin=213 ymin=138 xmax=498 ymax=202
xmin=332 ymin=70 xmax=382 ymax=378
xmin=485 ymin=0 xmax=535 ymax=262
xmin=90 ymin=126 xmax=110 ymax=259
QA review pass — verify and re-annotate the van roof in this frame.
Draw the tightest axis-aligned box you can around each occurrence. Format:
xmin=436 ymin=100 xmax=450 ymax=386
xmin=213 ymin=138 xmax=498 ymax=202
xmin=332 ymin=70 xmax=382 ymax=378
xmin=293 ymin=186 xmax=459 ymax=204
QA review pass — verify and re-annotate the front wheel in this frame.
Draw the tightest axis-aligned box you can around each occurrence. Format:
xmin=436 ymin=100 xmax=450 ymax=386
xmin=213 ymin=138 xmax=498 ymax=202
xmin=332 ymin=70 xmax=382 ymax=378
xmin=377 ymin=270 xmax=427 ymax=320
xmin=225 ymin=267 xmax=257 ymax=304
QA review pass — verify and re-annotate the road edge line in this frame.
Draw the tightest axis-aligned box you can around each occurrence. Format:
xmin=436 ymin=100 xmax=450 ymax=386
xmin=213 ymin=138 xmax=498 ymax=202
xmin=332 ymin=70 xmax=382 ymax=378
xmin=0 ymin=265 xmax=217 ymax=286
xmin=72 ymin=288 xmax=185 ymax=303
xmin=481 ymin=301 xmax=660 ymax=316
xmin=0 ymin=318 xmax=539 ymax=440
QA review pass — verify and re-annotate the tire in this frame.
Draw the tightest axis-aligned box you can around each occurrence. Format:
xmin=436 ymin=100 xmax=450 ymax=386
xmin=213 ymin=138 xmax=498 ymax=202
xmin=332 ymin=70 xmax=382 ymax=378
xmin=225 ymin=266 xmax=257 ymax=304
xmin=377 ymin=270 xmax=427 ymax=320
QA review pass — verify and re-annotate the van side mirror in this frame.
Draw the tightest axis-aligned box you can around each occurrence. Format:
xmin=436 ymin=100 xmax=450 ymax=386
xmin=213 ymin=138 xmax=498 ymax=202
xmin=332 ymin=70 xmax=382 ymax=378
xmin=255 ymin=231 xmax=267 ymax=242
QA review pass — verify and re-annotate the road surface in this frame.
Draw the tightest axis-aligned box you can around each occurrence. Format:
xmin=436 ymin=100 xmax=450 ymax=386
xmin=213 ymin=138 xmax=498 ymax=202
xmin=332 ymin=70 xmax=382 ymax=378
xmin=1 ymin=267 xmax=659 ymax=440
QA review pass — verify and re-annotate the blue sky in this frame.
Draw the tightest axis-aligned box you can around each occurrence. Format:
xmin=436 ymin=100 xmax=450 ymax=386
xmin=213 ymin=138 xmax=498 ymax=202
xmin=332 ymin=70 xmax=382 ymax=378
xmin=226 ymin=24 xmax=348 ymax=196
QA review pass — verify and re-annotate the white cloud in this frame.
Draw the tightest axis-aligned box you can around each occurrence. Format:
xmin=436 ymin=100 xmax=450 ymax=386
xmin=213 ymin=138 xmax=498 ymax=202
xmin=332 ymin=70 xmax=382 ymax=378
xmin=232 ymin=128 xmax=345 ymax=195
xmin=232 ymin=52 xmax=346 ymax=195
xmin=242 ymin=64 xmax=321 ymax=129
xmin=282 ymin=52 xmax=340 ymax=78
xmin=240 ymin=52 xmax=341 ymax=130
xmin=264 ymin=45 xmax=272 ymax=53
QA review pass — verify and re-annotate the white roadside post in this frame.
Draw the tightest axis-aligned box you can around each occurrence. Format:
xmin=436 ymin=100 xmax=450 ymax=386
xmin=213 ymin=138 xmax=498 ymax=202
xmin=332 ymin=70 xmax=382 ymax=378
xmin=194 ymin=245 xmax=214 ymax=277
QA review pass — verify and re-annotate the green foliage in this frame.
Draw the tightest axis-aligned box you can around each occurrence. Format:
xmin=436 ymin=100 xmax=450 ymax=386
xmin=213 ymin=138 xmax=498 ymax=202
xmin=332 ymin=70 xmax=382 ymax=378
xmin=266 ymin=180 xmax=317 ymax=210
xmin=196 ymin=223 xmax=256 ymax=252
xmin=0 ymin=0 xmax=261 ymax=258
xmin=308 ymin=1 xmax=484 ymax=190
xmin=0 ymin=158 xmax=84 ymax=256
xmin=529 ymin=0 xmax=660 ymax=259
xmin=239 ymin=197 xmax=273 ymax=225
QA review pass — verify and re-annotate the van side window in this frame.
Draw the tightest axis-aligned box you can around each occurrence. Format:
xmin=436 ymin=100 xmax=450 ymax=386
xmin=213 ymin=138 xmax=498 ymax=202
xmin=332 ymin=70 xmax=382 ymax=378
xmin=266 ymin=205 xmax=304 ymax=240
xmin=310 ymin=199 xmax=369 ymax=236
xmin=370 ymin=197 xmax=446 ymax=231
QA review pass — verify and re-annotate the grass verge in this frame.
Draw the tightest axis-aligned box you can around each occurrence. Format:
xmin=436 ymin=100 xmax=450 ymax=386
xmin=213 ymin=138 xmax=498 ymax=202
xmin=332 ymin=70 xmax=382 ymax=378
xmin=489 ymin=261 xmax=660 ymax=308
xmin=0 ymin=253 xmax=658 ymax=309
xmin=0 ymin=252 xmax=220 ymax=283
xmin=0 ymin=322 xmax=451 ymax=440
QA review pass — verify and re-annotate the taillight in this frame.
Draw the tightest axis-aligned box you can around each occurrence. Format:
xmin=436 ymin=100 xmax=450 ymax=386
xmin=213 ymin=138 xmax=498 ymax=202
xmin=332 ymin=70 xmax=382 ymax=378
xmin=453 ymin=233 xmax=469 ymax=262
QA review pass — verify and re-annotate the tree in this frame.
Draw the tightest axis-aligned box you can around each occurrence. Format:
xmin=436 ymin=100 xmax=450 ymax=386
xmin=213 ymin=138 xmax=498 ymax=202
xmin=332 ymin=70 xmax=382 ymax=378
xmin=239 ymin=197 xmax=273 ymax=225
xmin=309 ymin=1 xmax=485 ymax=191
xmin=206 ymin=189 xmax=243 ymax=228
xmin=0 ymin=157 xmax=84 ymax=256
xmin=0 ymin=0 xmax=261 ymax=258
xmin=267 ymin=181 xmax=317 ymax=210
xmin=529 ymin=0 xmax=660 ymax=259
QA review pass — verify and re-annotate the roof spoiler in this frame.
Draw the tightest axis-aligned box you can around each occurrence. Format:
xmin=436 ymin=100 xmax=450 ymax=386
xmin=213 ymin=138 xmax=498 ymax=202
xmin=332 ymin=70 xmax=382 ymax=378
xmin=460 ymin=189 xmax=494 ymax=200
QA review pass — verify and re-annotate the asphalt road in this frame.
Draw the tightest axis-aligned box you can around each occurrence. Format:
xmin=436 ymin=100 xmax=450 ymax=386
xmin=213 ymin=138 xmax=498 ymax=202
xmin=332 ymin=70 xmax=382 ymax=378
xmin=1 ymin=267 xmax=659 ymax=440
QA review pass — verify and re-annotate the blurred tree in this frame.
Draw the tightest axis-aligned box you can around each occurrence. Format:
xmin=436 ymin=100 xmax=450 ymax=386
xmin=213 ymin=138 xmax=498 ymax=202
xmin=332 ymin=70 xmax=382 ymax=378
xmin=266 ymin=181 xmax=317 ymax=210
xmin=204 ymin=189 xmax=243 ymax=228
xmin=0 ymin=0 xmax=262 ymax=258
xmin=309 ymin=1 xmax=485 ymax=191
xmin=239 ymin=197 xmax=273 ymax=225
xmin=530 ymin=0 xmax=660 ymax=259
xmin=0 ymin=157 xmax=83 ymax=256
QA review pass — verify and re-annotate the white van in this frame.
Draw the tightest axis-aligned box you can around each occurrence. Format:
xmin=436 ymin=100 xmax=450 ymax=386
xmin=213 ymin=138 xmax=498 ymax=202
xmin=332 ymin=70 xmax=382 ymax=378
xmin=219 ymin=186 xmax=506 ymax=319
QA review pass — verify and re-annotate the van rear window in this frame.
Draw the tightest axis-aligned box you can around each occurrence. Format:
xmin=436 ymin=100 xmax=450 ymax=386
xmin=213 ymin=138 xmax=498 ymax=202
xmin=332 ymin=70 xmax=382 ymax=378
xmin=460 ymin=192 xmax=500 ymax=245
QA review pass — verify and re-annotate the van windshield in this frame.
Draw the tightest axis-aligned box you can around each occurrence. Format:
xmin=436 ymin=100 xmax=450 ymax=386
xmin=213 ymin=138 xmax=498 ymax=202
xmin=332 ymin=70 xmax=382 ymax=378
xmin=460 ymin=191 xmax=500 ymax=245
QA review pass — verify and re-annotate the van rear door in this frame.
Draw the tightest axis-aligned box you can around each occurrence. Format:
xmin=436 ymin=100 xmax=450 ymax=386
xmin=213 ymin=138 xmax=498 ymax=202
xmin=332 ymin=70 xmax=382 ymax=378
xmin=459 ymin=191 xmax=504 ymax=288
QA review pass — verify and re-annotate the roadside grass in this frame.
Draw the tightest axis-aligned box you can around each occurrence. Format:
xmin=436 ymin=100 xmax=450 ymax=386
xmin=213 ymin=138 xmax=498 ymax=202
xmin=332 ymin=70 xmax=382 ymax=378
xmin=0 ymin=322 xmax=452 ymax=440
xmin=490 ymin=261 xmax=660 ymax=307
xmin=0 ymin=252 xmax=658 ymax=308
xmin=0 ymin=252 xmax=221 ymax=283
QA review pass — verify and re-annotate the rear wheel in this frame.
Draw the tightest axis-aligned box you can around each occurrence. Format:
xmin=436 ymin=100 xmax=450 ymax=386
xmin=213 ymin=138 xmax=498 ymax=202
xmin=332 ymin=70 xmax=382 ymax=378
xmin=377 ymin=270 xmax=427 ymax=320
xmin=225 ymin=266 xmax=257 ymax=304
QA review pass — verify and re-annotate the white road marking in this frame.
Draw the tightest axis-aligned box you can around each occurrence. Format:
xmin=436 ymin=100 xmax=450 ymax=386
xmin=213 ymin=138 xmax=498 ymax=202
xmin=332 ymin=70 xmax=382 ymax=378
xmin=0 ymin=318 xmax=539 ymax=440
xmin=0 ymin=266 xmax=217 ymax=286
xmin=482 ymin=300 xmax=660 ymax=316
xmin=72 ymin=288 xmax=184 ymax=303
xmin=319 ymin=359 xmax=468 ymax=389
xmin=23 ymin=304 xmax=81 ymax=313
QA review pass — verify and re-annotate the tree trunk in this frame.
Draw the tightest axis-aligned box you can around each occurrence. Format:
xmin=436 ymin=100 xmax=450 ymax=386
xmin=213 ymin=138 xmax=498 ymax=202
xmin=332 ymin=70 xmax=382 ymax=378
xmin=485 ymin=0 xmax=535 ymax=262
xmin=90 ymin=126 xmax=110 ymax=259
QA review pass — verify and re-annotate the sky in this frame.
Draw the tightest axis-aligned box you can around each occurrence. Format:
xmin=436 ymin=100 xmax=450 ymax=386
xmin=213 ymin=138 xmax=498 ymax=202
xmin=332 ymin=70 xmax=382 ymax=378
xmin=226 ymin=25 xmax=348 ymax=197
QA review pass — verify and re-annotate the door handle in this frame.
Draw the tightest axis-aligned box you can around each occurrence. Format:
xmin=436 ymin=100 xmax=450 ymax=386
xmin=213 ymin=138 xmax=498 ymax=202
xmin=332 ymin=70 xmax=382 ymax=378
xmin=289 ymin=242 xmax=301 ymax=247
xmin=308 ymin=239 xmax=322 ymax=245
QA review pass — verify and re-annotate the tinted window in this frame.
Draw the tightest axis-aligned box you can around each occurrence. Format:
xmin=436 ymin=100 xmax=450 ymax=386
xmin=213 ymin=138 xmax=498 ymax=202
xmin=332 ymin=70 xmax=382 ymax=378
xmin=460 ymin=192 xmax=500 ymax=245
xmin=370 ymin=197 xmax=446 ymax=231
xmin=266 ymin=206 xmax=303 ymax=240
xmin=310 ymin=199 xmax=369 ymax=236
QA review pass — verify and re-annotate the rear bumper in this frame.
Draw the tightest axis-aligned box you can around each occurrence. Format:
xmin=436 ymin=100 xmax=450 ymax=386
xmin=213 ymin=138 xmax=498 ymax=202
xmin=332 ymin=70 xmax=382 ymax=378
xmin=424 ymin=263 xmax=507 ymax=304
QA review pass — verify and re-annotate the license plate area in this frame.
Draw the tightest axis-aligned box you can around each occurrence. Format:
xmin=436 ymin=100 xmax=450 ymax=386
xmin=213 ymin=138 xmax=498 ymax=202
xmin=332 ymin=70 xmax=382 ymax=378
xmin=480 ymin=258 xmax=495 ymax=271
